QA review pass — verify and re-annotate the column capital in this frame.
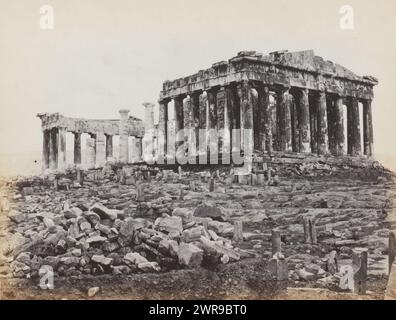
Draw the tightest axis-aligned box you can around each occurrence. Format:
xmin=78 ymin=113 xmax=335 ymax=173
xmin=237 ymin=79 xmax=251 ymax=89
xmin=189 ymin=90 xmax=202 ymax=98
xmin=158 ymin=97 xmax=171 ymax=104
xmin=119 ymin=109 xmax=130 ymax=119
xmin=361 ymin=97 xmax=373 ymax=104
xmin=276 ymin=84 xmax=291 ymax=94
xmin=172 ymin=94 xmax=187 ymax=101
xmin=142 ymin=102 xmax=155 ymax=109
xmin=206 ymin=86 xmax=220 ymax=94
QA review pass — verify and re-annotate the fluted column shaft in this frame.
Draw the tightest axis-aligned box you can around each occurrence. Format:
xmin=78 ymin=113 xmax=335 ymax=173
xmin=317 ymin=91 xmax=329 ymax=154
xmin=276 ymin=87 xmax=292 ymax=152
xmin=347 ymin=97 xmax=362 ymax=156
xmin=333 ymin=96 xmax=346 ymax=156
xmin=105 ymin=134 xmax=113 ymax=159
xmin=363 ymin=99 xmax=373 ymax=156
xmin=42 ymin=130 xmax=50 ymax=170
xmin=143 ymin=102 xmax=155 ymax=163
xmin=86 ymin=134 xmax=96 ymax=169
xmin=237 ymin=81 xmax=254 ymax=153
xmin=298 ymin=88 xmax=311 ymax=153
xmin=158 ymin=99 xmax=169 ymax=161
xmin=49 ymin=128 xmax=58 ymax=170
xmin=95 ymin=132 xmax=106 ymax=167
xmin=119 ymin=109 xmax=130 ymax=163
xmin=74 ymin=132 xmax=82 ymax=165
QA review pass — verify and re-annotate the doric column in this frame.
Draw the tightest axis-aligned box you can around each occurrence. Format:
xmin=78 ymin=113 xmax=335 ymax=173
xmin=270 ymin=92 xmax=277 ymax=152
xmin=198 ymin=91 xmax=208 ymax=155
xmin=105 ymin=134 xmax=113 ymax=159
xmin=143 ymin=102 xmax=155 ymax=163
xmin=95 ymin=132 xmax=106 ymax=167
xmin=183 ymin=95 xmax=196 ymax=161
xmin=225 ymin=85 xmax=235 ymax=152
xmin=207 ymin=88 xmax=218 ymax=159
xmin=333 ymin=96 xmax=346 ymax=156
xmin=298 ymin=88 xmax=311 ymax=153
xmin=237 ymin=81 xmax=254 ymax=154
xmin=119 ymin=109 xmax=130 ymax=163
xmin=316 ymin=91 xmax=329 ymax=154
xmin=49 ymin=128 xmax=58 ymax=170
xmin=262 ymin=86 xmax=272 ymax=154
xmin=276 ymin=86 xmax=292 ymax=152
xmin=174 ymin=96 xmax=184 ymax=133
xmin=42 ymin=130 xmax=50 ymax=170
xmin=327 ymin=95 xmax=336 ymax=154
xmin=363 ymin=99 xmax=373 ymax=156
xmin=86 ymin=135 xmax=96 ymax=169
xmin=135 ymin=137 xmax=143 ymax=162
xmin=252 ymin=86 xmax=261 ymax=151
xmin=183 ymin=95 xmax=193 ymax=130
xmin=207 ymin=89 xmax=217 ymax=130
xmin=166 ymin=119 xmax=176 ymax=162
xmin=174 ymin=96 xmax=184 ymax=152
xmin=74 ymin=132 xmax=82 ymax=165
xmin=158 ymin=99 xmax=169 ymax=162
xmin=291 ymin=95 xmax=299 ymax=152
xmin=190 ymin=92 xmax=200 ymax=159
xmin=347 ymin=97 xmax=362 ymax=156
xmin=310 ymin=95 xmax=318 ymax=154
xmin=58 ymin=128 xmax=67 ymax=170
xmin=216 ymin=87 xmax=226 ymax=153
xmin=129 ymin=137 xmax=142 ymax=163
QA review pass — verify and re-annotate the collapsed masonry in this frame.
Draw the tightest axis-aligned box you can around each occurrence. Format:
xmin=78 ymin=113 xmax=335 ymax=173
xmin=37 ymin=50 xmax=378 ymax=171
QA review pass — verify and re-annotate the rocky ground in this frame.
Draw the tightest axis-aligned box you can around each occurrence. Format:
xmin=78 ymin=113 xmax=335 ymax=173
xmin=0 ymin=154 xmax=395 ymax=299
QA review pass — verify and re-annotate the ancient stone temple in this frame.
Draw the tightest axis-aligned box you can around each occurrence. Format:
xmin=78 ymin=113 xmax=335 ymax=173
xmin=156 ymin=50 xmax=378 ymax=160
xmin=37 ymin=111 xmax=145 ymax=171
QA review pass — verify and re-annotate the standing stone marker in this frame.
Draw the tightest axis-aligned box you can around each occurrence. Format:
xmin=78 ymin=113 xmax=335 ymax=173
xmin=352 ymin=248 xmax=368 ymax=295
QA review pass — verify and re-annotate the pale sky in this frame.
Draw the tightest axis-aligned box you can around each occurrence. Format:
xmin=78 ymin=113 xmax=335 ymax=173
xmin=0 ymin=0 xmax=395 ymax=163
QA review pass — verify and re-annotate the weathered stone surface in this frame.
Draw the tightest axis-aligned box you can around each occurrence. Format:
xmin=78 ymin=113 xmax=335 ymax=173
xmin=84 ymin=212 xmax=101 ymax=225
xmin=181 ymin=226 xmax=207 ymax=243
xmin=86 ymin=236 xmax=107 ymax=244
xmin=92 ymin=255 xmax=113 ymax=266
xmin=124 ymin=252 xmax=148 ymax=265
xmin=297 ymin=268 xmax=316 ymax=281
xmin=156 ymin=216 xmax=183 ymax=234
xmin=199 ymin=236 xmax=240 ymax=261
xmin=172 ymin=208 xmax=193 ymax=223
xmin=137 ymin=261 xmax=160 ymax=272
xmin=89 ymin=203 xmax=118 ymax=220
xmin=8 ymin=210 xmax=26 ymax=224
xmin=87 ymin=287 xmax=100 ymax=297
xmin=177 ymin=243 xmax=203 ymax=268
xmin=2 ymin=152 xmax=393 ymax=297
xmin=194 ymin=205 xmax=227 ymax=221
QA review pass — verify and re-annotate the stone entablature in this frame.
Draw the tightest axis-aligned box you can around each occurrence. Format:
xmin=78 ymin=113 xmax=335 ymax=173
xmin=160 ymin=50 xmax=377 ymax=101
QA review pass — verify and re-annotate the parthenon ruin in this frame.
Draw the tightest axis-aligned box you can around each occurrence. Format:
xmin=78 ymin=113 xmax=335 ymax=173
xmin=37 ymin=49 xmax=378 ymax=171
xmin=155 ymin=49 xmax=378 ymax=160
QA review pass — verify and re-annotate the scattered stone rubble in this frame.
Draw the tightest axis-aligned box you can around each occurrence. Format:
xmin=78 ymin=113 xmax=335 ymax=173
xmin=2 ymin=166 xmax=248 ymax=281
xmin=0 ymin=155 xmax=395 ymax=298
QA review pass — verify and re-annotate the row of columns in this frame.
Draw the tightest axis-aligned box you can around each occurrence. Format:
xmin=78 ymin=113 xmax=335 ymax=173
xmin=42 ymin=110 xmax=143 ymax=171
xmin=157 ymin=82 xmax=374 ymax=159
